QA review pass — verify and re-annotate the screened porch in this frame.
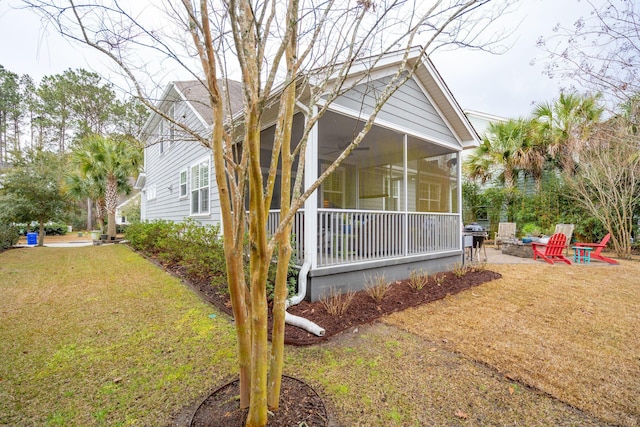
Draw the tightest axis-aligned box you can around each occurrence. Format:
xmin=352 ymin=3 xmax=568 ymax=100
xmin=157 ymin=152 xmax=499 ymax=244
xmin=263 ymin=109 xmax=463 ymax=268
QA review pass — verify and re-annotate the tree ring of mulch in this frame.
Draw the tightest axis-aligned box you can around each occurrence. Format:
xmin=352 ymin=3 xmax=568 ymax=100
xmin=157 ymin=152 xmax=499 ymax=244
xmin=189 ymin=375 xmax=328 ymax=427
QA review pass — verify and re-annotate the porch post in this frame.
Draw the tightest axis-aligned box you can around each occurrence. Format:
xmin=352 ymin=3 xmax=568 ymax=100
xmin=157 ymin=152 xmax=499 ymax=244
xmin=403 ymin=133 xmax=408 ymax=256
xmin=457 ymin=151 xmax=462 ymax=250
xmin=304 ymin=106 xmax=319 ymax=269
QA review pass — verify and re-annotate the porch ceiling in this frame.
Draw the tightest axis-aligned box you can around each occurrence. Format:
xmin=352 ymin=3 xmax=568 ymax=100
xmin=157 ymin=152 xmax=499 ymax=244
xmin=317 ymin=110 xmax=453 ymax=164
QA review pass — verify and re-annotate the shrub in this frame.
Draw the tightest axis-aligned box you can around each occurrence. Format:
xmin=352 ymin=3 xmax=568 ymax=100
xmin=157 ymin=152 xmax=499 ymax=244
xmin=469 ymin=261 xmax=487 ymax=272
xmin=364 ymin=273 xmax=391 ymax=302
xmin=178 ymin=220 xmax=226 ymax=281
xmin=125 ymin=219 xmax=298 ymax=301
xmin=433 ymin=273 xmax=445 ymax=286
xmin=408 ymin=268 xmax=429 ymax=291
xmin=320 ymin=287 xmax=356 ymax=316
xmin=452 ymin=262 xmax=468 ymax=278
xmin=0 ymin=224 xmax=20 ymax=250
xmin=125 ymin=220 xmax=176 ymax=254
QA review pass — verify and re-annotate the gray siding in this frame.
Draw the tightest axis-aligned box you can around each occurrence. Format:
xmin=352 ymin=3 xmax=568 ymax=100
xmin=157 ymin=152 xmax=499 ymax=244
xmin=333 ymin=76 xmax=458 ymax=145
xmin=143 ymin=96 xmax=221 ymax=226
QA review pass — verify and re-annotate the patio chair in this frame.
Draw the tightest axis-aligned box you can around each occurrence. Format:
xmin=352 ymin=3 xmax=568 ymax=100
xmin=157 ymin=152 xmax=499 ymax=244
xmin=574 ymin=233 xmax=618 ymax=265
xmin=554 ymin=223 xmax=575 ymax=255
xmin=494 ymin=222 xmax=516 ymax=248
xmin=532 ymin=233 xmax=571 ymax=265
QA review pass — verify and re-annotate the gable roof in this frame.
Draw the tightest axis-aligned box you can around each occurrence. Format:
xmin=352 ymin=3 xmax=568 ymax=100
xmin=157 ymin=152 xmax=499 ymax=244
xmin=334 ymin=47 xmax=480 ymax=148
xmin=140 ymin=79 xmax=243 ymax=138
xmin=174 ymin=80 xmax=244 ymax=126
xmin=141 ymin=48 xmax=478 ymax=150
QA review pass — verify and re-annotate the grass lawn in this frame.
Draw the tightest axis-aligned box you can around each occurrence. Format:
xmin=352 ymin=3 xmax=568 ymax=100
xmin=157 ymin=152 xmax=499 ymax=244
xmin=1 ymin=244 xmax=633 ymax=426
xmin=385 ymin=260 xmax=640 ymax=426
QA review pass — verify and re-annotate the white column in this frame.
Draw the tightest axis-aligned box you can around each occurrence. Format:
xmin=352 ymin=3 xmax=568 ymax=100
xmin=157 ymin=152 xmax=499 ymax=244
xmin=304 ymin=106 xmax=319 ymax=269
xmin=403 ymin=134 xmax=408 ymax=256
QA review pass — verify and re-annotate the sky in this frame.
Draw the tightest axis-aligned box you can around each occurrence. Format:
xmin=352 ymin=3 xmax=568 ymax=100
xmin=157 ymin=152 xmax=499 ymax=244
xmin=0 ymin=1 xmax=594 ymax=119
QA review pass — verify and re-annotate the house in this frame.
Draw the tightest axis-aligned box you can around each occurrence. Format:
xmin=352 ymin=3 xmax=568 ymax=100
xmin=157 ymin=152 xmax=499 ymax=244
xmin=137 ymin=49 xmax=480 ymax=301
xmin=115 ymin=193 xmax=141 ymax=225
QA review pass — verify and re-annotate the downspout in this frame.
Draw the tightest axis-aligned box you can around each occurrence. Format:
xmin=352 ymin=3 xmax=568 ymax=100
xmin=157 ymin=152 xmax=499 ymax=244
xmin=284 ymin=260 xmax=325 ymax=336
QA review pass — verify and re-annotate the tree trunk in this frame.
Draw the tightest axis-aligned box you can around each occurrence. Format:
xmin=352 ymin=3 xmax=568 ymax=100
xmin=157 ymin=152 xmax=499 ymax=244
xmin=246 ymin=106 xmax=271 ymax=427
xmin=268 ymin=24 xmax=297 ymax=406
xmin=105 ymin=176 xmax=118 ymax=238
xmin=37 ymin=221 xmax=45 ymax=247
xmin=86 ymin=198 xmax=93 ymax=231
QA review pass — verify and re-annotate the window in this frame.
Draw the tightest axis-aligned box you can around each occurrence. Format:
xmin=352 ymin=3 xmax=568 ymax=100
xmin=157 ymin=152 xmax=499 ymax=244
xmin=190 ymin=158 xmax=210 ymax=215
xmin=179 ymin=169 xmax=188 ymax=198
xmin=158 ymin=121 xmax=165 ymax=154
xmin=418 ymin=180 xmax=441 ymax=212
xmin=168 ymin=104 xmax=175 ymax=146
xmin=146 ymin=184 xmax=157 ymax=201
xmin=321 ymin=164 xmax=344 ymax=208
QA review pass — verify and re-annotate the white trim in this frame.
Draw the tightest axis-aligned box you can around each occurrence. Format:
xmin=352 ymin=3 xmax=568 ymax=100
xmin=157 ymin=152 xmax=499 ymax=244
xmin=179 ymin=168 xmax=188 ymax=199
xmin=189 ymin=156 xmax=211 ymax=216
xmin=322 ymin=101 xmax=463 ymax=153
xmin=146 ymin=184 xmax=157 ymax=201
xmin=416 ymin=57 xmax=480 ymax=147
xmin=410 ymin=71 xmax=464 ymax=146
xmin=304 ymin=105 xmax=319 ymax=269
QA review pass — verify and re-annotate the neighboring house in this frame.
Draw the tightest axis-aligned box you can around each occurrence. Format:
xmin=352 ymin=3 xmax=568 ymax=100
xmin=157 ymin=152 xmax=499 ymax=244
xmin=115 ymin=192 xmax=140 ymax=225
xmin=464 ymin=110 xmax=508 ymax=140
xmin=137 ymin=49 xmax=480 ymax=301
xmin=462 ymin=110 xmax=509 ymax=228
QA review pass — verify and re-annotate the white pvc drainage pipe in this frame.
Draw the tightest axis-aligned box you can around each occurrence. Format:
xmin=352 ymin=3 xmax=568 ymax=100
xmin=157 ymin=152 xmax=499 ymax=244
xmin=284 ymin=260 xmax=325 ymax=337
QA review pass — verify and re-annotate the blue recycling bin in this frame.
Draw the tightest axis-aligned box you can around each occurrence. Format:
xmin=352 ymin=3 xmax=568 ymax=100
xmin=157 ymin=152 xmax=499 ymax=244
xmin=26 ymin=232 xmax=38 ymax=245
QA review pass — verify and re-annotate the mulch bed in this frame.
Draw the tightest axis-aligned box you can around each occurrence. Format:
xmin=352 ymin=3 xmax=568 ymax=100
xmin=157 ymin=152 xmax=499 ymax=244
xmin=190 ymin=376 xmax=328 ymax=427
xmin=151 ymin=254 xmax=501 ymax=345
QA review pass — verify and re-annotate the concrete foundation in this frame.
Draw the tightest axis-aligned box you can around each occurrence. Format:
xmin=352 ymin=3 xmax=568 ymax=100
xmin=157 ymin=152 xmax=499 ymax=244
xmin=306 ymin=251 xmax=462 ymax=301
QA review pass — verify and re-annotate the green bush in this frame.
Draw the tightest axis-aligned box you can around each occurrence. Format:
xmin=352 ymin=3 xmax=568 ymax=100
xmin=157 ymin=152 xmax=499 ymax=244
xmin=44 ymin=223 xmax=68 ymax=235
xmin=178 ymin=220 xmax=226 ymax=281
xmin=125 ymin=219 xmax=298 ymax=301
xmin=125 ymin=220 xmax=176 ymax=254
xmin=0 ymin=224 xmax=20 ymax=250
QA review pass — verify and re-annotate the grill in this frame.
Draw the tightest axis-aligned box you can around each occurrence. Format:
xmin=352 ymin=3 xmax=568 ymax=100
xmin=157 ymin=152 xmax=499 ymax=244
xmin=463 ymin=223 xmax=488 ymax=261
xmin=464 ymin=223 xmax=485 ymax=233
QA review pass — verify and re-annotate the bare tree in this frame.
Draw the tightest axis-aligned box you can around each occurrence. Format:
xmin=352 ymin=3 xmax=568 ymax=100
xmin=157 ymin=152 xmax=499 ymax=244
xmin=564 ymin=99 xmax=640 ymax=258
xmin=24 ymin=1 xmax=517 ymax=425
xmin=537 ymin=0 xmax=640 ymax=108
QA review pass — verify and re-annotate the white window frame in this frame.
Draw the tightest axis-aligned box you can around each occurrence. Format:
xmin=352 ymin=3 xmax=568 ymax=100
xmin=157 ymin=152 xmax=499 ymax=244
xmin=168 ymin=104 xmax=175 ymax=148
xmin=179 ymin=169 xmax=188 ymax=199
xmin=146 ymin=184 xmax=157 ymax=201
xmin=158 ymin=120 xmax=165 ymax=154
xmin=190 ymin=157 xmax=210 ymax=216
xmin=418 ymin=179 xmax=441 ymax=212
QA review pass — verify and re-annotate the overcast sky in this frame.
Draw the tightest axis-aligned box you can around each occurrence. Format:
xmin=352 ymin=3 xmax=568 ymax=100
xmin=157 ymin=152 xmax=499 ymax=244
xmin=0 ymin=1 xmax=594 ymax=119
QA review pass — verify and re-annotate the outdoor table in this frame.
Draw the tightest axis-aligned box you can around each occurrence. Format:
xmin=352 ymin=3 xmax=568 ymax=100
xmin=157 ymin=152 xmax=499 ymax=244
xmin=572 ymin=246 xmax=593 ymax=264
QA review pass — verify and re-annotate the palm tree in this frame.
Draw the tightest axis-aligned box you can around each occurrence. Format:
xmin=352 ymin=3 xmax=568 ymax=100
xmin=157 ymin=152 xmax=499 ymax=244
xmin=70 ymin=134 xmax=141 ymax=238
xmin=518 ymin=118 xmax=548 ymax=194
xmin=65 ymin=173 xmax=105 ymax=232
xmin=464 ymin=118 xmax=529 ymax=189
xmin=533 ymin=93 xmax=603 ymax=174
xmin=463 ymin=118 xmax=531 ymax=222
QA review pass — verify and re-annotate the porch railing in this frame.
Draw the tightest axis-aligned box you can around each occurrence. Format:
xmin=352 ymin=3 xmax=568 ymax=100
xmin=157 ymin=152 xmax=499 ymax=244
xmin=265 ymin=209 xmax=460 ymax=267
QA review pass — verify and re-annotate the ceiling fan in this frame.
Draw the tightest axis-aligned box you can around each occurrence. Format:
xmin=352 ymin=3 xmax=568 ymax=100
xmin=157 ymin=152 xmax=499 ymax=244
xmin=323 ymin=141 xmax=370 ymax=155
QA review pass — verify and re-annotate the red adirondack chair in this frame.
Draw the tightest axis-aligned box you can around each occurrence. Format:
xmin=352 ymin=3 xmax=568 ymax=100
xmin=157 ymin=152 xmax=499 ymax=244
xmin=574 ymin=233 xmax=618 ymax=265
xmin=531 ymin=233 xmax=572 ymax=265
